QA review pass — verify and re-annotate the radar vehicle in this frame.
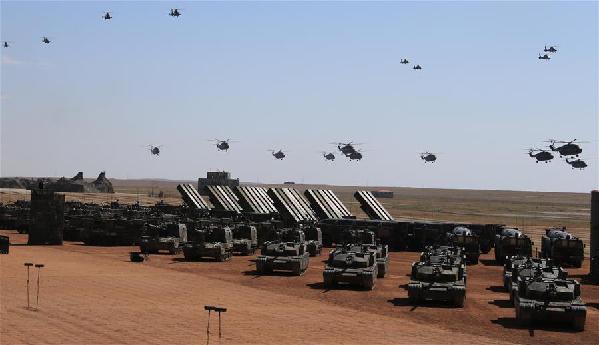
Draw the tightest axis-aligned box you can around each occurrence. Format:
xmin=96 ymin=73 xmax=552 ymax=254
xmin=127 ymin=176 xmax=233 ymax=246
xmin=494 ymin=227 xmax=533 ymax=264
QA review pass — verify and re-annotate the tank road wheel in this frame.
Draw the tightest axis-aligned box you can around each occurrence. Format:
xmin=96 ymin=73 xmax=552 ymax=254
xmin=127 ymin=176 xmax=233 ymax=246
xmin=377 ymin=263 xmax=387 ymax=278
xmin=408 ymin=286 xmax=420 ymax=304
xmin=216 ymin=252 xmax=225 ymax=262
xmin=509 ymin=291 xmax=515 ymax=306
xmin=573 ymin=314 xmax=586 ymax=331
xmin=293 ymin=262 xmax=302 ymax=276
xmin=324 ymin=274 xmax=335 ymax=289
xmin=516 ymin=307 xmax=531 ymax=327
xmin=168 ymin=247 xmax=176 ymax=255
xmin=453 ymin=294 xmax=465 ymax=308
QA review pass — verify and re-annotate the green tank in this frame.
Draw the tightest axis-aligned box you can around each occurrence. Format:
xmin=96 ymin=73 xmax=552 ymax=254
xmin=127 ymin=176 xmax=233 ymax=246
xmin=508 ymin=258 xmax=567 ymax=305
xmin=515 ymin=277 xmax=586 ymax=331
xmin=256 ymin=229 xmax=309 ymax=275
xmin=183 ymin=226 xmax=233 ymax=262
xmin=140 ymin=223 xmax=186 ymax=255
xmin=303 ymin=225 xmax=323 ymax=257
xmin=502 ymin=255 xmax=529 ymax=291
xmin=323 ymin=246 xmax=377 ymax=290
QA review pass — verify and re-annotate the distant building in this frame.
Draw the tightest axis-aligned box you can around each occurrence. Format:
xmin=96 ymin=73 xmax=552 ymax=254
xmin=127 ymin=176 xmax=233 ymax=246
xmin=283 ymin=181 xmax=296 ymax=185
xmin=197 ymin=171 xmax=240 ymax=195
xmin=371 ymin=190 xmax=394 ymax=198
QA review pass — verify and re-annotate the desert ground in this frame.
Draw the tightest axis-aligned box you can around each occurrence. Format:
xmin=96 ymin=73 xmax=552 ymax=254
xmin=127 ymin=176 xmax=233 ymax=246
xmin=1 ymin=181 xmax=596 ymax=344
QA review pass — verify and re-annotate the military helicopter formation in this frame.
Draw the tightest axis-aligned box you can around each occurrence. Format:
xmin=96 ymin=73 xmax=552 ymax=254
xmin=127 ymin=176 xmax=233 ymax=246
xmin=526 ymin=139 xmax=589 ymax=170
xmin=538 ymin=44 xmax=558 ymax=61
xmin=2 ymin=7 xmax=590 ymax=173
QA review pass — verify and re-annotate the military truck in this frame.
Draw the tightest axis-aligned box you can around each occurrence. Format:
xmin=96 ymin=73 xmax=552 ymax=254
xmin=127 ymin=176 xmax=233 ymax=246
xmin=408 ymin=255 xmax=467 ymax=307
xmin=323 ymin=246 xmax=377 ymax=290
xmin=494 ymin=227 xmax=533 ymax=264
xmin=0 ymin=235 xmax=9 ymax=254
xmin=507 ymin=258 xmax=568 ymax=304
xmin=183 ymin=226 xmax=233 ymax=262
xmin=232 ymin=224 xmax=258 ymax=255
xmin=515 ymin=277 xmax=586 ymax=331
xmin=447 ymin=226 xmax=480 ymax=264
xmin=140 ymin=223 xmax=186 ymax=254
xmin=303 ymin=225 xmax=323 ymax=257
xmin=541 ymin=227 xmax=584 ymax=268
xmin=256 ymin=229 xmax=309 ymax=275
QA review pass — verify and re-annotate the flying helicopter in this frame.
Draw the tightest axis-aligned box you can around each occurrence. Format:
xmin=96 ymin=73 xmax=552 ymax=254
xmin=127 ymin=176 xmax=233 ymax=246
xmin=538 ymin=54 xmax=550 ymax=60
xmin=210 ymin=139 xmax=236 ymax=152
xmin=147 ymin=145 xmax=163 ymax=156
xmin=420 ymin=152 xmax=437 ymax=163
xmin=269 ymin=150 xmax=286 ymax=160
xmin=400 ymin=58 xmax=409 ymax=64
xmin=544 ymin=45 xmax=558 ymax=53
xmin=566 ymin=158 xmax=587 ymax=170
xmin=42 ymin=37 xmax=51 ymax=44
xmin=103 ymin=11 xmax=112 ymax=20
xmin=332 ymin=142 xmax=361 ymax=156
xmin=546 ymin=139 xmax=586 ymax=157
xmin=321 ymin=152 xmax=335 ymax=161
xmin=169 ymin=8 xmax=182 ymax=17
xmin=3 ymin=41 xmax=11 ymax=48
xmin=413 ymin=65 xmax=422 ymax=70
xmin=527 ymin=149 xmax=554 ymax=163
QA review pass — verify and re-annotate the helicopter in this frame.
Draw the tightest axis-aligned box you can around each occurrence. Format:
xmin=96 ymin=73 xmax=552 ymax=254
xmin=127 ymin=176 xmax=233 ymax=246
xmin=3 ymin=41 xmax=11 ymax=48
xmin=413 ymin=65 xmax=422 ymax=70
xmin=347 ymin=150 xmax=363 ymax=161
xmin=42 ymin=37 xmax=51 ymax=44
xmin=544 ymin=45 xmax=558 ymax=53
xmin=566 ymin=158 xmax=587 ymax=170
xmin=103 ymin=11 xmax=112 ymax=20
xmin=270 ymin=150 xmax=286 ymax=160
xmin=333 ymin=142 xmax=361 ymax=156
xmin=211 ymin=139 xmax=236 ymax=152
xmin=169 ymin=8 xmax=182 ymax=17
xmin=147 ymin=145 xmax=163 ymax=156
xmin=546 ymin=139 xmax=585 ymax=157
xmin=400 ymin=58 xmax=409 ymax=64
xmin=420 ymin=152 xmax=437 ymax=163
xmin=527 ymin=149 xmax=554 ymax=163
xmin=538 ymin=54 xmax=550 ymax=60
xmin=321 ymin=152 xmax=335 ymax=161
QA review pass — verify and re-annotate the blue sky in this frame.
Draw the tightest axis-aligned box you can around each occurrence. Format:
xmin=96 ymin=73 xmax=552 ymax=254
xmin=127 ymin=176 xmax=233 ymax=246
xmin=1 ymin=1 xmax=597 ymax=192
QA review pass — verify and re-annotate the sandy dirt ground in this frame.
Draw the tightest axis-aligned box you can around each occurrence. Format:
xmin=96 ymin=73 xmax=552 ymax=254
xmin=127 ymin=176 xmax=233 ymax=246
xmin=1 ymin=231 xmax=598 ymax=345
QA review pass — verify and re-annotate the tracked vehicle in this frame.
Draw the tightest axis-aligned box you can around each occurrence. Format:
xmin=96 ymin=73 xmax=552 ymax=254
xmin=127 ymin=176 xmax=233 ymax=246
xmin=508 ymin=258 xmax=567 ymax=304
xmin=323 ymin=246 xmax=377 ymax=290
xmin=447 ymin=226 xmax=480 ymax=264
xmin=503 ymin=255 xmax=529 ymax=290
xmin=515 ymin=277 xmax=586 ymax=331
xmin=256 ymin=229 xmax=309 ymax=275
xmin=232 ymin=224 xmax=257 ymax=255
xmin=183 ymin=225 xmax=233 ymax=262
xmin=494 ymin=228 xmax=533 ymax=264
xmin=408 ymin=254 xmax=467 ymax=307
xmin=140 ymin=223 xmax=186 ymax=254
xmin=303 ymin=225 xmax=323 ymax=257
xmin=541 ymin=227 xmax=584 ymax=267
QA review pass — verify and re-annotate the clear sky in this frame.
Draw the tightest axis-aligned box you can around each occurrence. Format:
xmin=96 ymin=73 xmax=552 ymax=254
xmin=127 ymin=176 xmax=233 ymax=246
xmin=1 ymin=1 xmax=597 ymax=192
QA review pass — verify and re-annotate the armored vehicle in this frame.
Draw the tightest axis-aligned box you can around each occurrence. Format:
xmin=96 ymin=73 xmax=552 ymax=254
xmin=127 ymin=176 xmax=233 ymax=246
xmin=323 ymin=246 xmax=377 ymax=290
xmin=421 ymin=245 xmax=466 ymax=267
xmin=541 ymin=227 xmax=584 ymax=267
xmin=503 ymin=255 xmax=530 ymax=290
xmin=140 ymin=223 xmax=186 ymax=254
xmin=232 ymin=224 xmax=258 ymax=255
xmin=358 ymin=243 xmax=389 ymax=278
xmin=508 ymin=258 xmax=567 ymax=304
xmin=0 ymin=235 xmax=9 ymax=254
xmin=515 ymin=277 xmax=586 ymax=331
xmin=447 ymin=226 xmax=480 ymax=264
xmin=408 ymin=222 xmax=446 ymax=250
xmin=303 ymin=225 xmax=323 ymax=257
xmin=494 ymin=228 xmax=533 ymax=264
xmin=408 ymin=255 xmax=467 ymax=307
xmin=80 ymin=216 xmax=146 ymax=246
xmin=256 ymin=229 xmax=309 ymax=275
xmin=183 ymin=226 xmax=233 ymax=262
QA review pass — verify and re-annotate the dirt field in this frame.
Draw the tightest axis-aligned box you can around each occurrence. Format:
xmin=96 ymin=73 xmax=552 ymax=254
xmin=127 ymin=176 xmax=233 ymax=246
xmin=1 ymin=230 xmax=597 ymax=345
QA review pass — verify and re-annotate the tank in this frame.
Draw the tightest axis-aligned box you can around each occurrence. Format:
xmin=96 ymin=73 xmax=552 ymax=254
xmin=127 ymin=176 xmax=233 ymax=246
xmin=515 ymin=277 xmax=586 ymax=331
xmin=303 ymin=225 xmax=323 ymax=257
xmin=541 ymin=227 xmax=584 ymax=267
xmin=232 ymin=224 xmax=258 ymax=255
xmin=494 ymin=227 xmax=533 ymax=264
xmin=140 ymin=223 xmax=186 ymax=254
xmin=408 ymin=254 xmax=467 ymax=307
xmin=256 ymin=229 xmax=309 ymax=275
xmin=447 ymin=226 xmax=480 ymax=264
xmin=357 ymin=243 xmax=389 ymax=278
xmin=183 ymin=226 xmax=233 ymax=262
xmin=323 ymin=246 xmax=377 ymax=290
xmin=502 ymin=255 xmax=529 ymax=291
xmin=507 ymin=258 xmax=567 ymax=304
